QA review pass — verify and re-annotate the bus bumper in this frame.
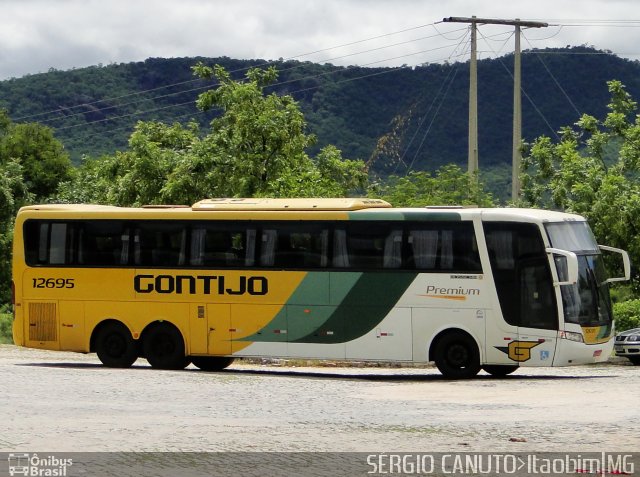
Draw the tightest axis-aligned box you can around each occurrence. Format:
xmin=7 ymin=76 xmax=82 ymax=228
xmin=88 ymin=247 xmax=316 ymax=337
xmin=553 ymin=337 xmax=614 ymax=366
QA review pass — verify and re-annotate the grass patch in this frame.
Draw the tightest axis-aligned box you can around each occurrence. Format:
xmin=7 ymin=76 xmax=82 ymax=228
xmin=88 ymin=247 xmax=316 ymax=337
xmin=0 ymin=306 xmax=13 ymax=344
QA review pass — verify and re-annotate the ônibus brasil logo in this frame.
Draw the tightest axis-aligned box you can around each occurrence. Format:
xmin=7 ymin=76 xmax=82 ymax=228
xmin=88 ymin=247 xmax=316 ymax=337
xmin=8 ymin=453 xmax=73 ymax=477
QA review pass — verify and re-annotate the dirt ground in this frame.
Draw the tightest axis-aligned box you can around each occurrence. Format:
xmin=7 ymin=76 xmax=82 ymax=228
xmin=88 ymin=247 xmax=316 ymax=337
xmin=1 ymin=344 xmax=638 ymax=453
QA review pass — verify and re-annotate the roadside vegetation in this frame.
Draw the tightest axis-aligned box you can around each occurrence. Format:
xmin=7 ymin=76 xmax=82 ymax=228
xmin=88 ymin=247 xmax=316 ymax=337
xmin=0 ymin=306 xmax=12 ymax=344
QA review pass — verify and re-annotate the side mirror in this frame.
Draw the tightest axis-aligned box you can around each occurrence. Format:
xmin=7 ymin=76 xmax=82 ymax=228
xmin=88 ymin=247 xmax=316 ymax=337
xmin=599 ymin=245 xmax=631 ymax=283
xmin=546 ymin=248 xmax=578 ymax=285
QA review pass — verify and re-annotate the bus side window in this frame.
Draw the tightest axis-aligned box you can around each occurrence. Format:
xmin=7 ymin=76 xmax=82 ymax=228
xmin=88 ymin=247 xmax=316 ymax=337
xmin=258 ymin=225 xmax=329 ymax=269
xmin=190 ymin=227 xmax=255 ymax=268
xmin=78 ymin=221 xmax=129 ymax=266
xmin=383 ymin=230 xmax=403 ymax=268
xmin=135 ymin=224 xmax=187 ymax=267
xmin=332 ymin=229 xmax=349 ymax=267
xmin=408 ymin=230 xmax=439 ymax=269
xmin=407 ymin=223 xmax=481 ymax=272
xmin=333 ymin=224 xmax=402 ymax=270
xmin=260 ymin=230 xmax=277 ymax=267
xmin=23 ymin=221 xmax=74 ymax=266
xmin=24 ymin=221 xmax=44 ymax=265
xmin=278 ymin=228 xmax=329 ymax=268
xmin=49 ymin=224 xmax=67 ymax=264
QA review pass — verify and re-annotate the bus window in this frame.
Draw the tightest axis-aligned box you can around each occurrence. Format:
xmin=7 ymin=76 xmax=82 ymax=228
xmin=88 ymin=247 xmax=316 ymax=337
xmin=24 ymin=221 xmax=75 ymax=266
xmin=135 ymin=223 xmax=187 ymax=267
xmin=78 ymin=221 xmax=130 ymax=266
xmin=49 ymin=224 xmax=68 ymax=264
xmin=333 ymin=224 xmax=402 ymax=269
xmin=407 ymin=223 xmax=481 ymax=272
xmin=190 ymin=226 xmax=256 ymax=267
xmin=260 ymin=224 xmax=329 ymax=268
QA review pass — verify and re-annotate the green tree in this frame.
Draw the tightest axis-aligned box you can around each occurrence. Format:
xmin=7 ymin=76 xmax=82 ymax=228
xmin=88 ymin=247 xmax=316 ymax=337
xmin=0 ymin=112 xmax=72 ymax=201
xmin=372 ymin=164 xmax=495 ymax=207
xmin=191 ymin=63 xmax=367 ymax=198
xmin=62 ymin=65 xmax=368 ymax=206
xmin=58 ymin=121 xmax=200 ymax=206
xmin=0 ymin=159 xmax=33 ymax=302
xmin=0 ymin=110 xmax=70 ymax=303
xmin=195 ymin=65 xmax=310 ymax=182
xmin=521 ymin=80 xmax=640 ymax=279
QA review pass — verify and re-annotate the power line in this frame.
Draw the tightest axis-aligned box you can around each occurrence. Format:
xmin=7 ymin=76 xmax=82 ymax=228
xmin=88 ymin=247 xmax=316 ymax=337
xmin=405 ymin=64 xmax=462 ymax=174
xmin=476 ymin=29 xmax=560 ymax=141
xmin=60 ymin=28 xmax=500 ymax=135
xmin=24 ymin=26 xmax=470 ymax=127
xmin=13 ymin=20 xmax=638 ymax=129
xmin=521 ymin=31 xmax=581 ymax=117
xmin=74 ymin=47 xmax=476 ymax=144
xmin=11 ymin=22 xmax=454 ymax=123
xmin=394 ymin=31 xmax=471 ymax=174
xmin=52 ymin=41 xmax=469 ymax=134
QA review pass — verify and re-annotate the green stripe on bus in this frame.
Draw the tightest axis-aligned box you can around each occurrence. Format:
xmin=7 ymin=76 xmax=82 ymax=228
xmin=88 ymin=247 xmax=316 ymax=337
xmin=292 ymin=272 xmax=417 ymax=344
xmin=239 ymin=272 xmax=363 ymax=342
xmin=348 ymin=211 xmax=462 ymax=221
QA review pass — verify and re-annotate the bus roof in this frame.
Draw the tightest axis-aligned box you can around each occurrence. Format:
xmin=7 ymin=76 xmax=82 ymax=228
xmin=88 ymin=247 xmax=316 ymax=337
xmin=191 ymin=198 xmax=392 ymax=211
xmin=16 ymin=202 xmax=585 ymax=223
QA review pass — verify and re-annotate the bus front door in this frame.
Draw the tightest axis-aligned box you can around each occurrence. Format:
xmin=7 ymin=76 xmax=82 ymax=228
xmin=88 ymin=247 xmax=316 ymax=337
xmin=483 ymin=221 xmax=559 ymax=368
xmin=514 ymin=256 xmax=558 ymax=367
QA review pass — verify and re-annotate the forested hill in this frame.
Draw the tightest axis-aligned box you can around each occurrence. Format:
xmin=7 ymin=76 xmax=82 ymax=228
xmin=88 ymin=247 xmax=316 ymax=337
xmin=1 ymin=46 xmax=639 ymax=176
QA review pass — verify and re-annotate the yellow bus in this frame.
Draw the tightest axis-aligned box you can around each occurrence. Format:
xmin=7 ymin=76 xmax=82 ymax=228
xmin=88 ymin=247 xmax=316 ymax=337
xmin=11 ymin=198 xmax=630 ymax=378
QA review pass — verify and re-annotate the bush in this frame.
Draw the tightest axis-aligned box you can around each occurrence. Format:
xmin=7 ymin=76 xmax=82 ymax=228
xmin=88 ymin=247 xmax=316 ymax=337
xmin=613 ymin=299 xmax=640 ymax=332
xmin=0 ymin=308 xmax=13 ymax=344
xmin=609 ymin=284 xmax=637 ymax=304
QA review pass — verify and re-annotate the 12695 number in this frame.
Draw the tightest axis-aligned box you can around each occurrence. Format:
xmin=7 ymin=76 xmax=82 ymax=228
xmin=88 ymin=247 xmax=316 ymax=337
xmin=32 ymin=278 xmax=75 ymax=289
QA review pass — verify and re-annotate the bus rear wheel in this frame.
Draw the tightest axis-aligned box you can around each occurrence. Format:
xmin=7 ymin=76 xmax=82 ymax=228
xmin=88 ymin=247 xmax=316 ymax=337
xmin=95 ymin=322 xmax=138 ymax=368
xmin=142 ymin=323 xmax=190 ymax=370
xmin=191 ymin=356 xmax=235 ymax=371
xmin=434 ymin=332 xmax=480 ymax=379
xmin=482 ymin=365 xmax=518 ymax=377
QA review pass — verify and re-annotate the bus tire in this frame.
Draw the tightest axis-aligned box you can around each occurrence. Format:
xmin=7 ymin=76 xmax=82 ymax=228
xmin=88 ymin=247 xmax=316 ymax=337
xmin=482 ymin=364 xmax=518 ymax=377
xmin=433 ymin=331 xmax=480 ymax=379
xmin=142 ymin=323 xmax=190 ymax=370
xmin=191 ymin=356 xmax=235 ymax=371
xmin=95 ymin=322 xmax=138 ymax=368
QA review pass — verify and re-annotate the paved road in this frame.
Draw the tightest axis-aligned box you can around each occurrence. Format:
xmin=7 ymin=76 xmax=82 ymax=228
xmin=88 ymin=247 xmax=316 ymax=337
xmin=1 ymin=345 xmax=638 ymax=453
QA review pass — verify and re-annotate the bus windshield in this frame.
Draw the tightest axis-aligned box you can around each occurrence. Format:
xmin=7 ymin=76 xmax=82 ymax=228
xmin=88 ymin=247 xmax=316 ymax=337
xmin=545 ymin=222 xmax=612 ymax=327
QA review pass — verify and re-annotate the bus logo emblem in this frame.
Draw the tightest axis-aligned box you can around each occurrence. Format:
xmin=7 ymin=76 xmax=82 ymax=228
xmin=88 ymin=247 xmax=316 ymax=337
xmin=8 ymin=454 xmax=29 ymax=476
xmin=495 ymin=340 xmax=542 ymax=362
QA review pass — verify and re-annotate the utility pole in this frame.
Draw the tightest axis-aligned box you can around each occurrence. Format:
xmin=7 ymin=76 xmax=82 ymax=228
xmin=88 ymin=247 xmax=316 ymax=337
xmin=512 ymin=22 xmax=522 ymax=200
xmin=442 ymin=17 xmax=548 ymax=199
xmin=468 ymin=17 xmax=478 ymax=176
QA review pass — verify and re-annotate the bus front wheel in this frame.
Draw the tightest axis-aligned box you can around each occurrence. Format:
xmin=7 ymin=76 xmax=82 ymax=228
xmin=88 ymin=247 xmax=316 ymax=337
xmin=142 ymin=323 xmax=190 ymax=370
xmin=95 ymin=322 xmax=138 ymax=368
xmin=191 ymin=356 xmax=235 ymax=371
xmin=433 ymin=332 xmax=480 ymax=379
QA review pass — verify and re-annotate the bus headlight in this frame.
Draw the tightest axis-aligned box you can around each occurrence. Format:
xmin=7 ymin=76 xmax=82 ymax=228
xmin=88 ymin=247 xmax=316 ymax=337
xmin=560 ymin=331 xmax=584 ymax=343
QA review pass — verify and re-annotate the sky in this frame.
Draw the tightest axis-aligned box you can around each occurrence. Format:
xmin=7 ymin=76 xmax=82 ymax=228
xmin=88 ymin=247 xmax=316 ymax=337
xmin=1 ymin=0 xmax=639 ymax=80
